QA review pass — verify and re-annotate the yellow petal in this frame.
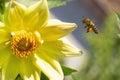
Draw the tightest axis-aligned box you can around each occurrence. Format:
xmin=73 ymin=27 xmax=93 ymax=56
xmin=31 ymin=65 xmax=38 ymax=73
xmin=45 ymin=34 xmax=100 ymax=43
xmin=25 ymin=0 xmax=49 ymax=30
xmin=34 ymin=71 xmax=40 ymax=80
xmin=40 ymin=19 xmax=77 ymax=41
xmin=34 ymin=54 xmax=63 ymax=80
xmin=0 ymin=22 xmax=5 ymax=27
xmin=37 ymin=52 xmax=63 ymax=78
xmin=5 ymin=0 xmax=49 ymax=31
xmin=58 ymin=38 xmax=82 ymax=57
xmin=2 ymin=53 xmax=19 ymax=80
xmin=39 ymin=40 xmax=82 ymax=58
xmin=19 ymin=57 xmax=39 ymax=79
xmin=4 ymin=1 xmax=26 ymax=30
xmin=0 ymin=24 xmax=10 ymax=44
xmin=0 ymin=44 xmax=11 ymax=66
xmin=24 ymin=71 xmax=40 ymax=80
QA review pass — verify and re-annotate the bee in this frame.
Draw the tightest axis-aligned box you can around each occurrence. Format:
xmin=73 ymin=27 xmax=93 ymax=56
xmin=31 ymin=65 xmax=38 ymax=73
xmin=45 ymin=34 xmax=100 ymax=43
xmin=82 ymin=18 xmax=98 ymax=34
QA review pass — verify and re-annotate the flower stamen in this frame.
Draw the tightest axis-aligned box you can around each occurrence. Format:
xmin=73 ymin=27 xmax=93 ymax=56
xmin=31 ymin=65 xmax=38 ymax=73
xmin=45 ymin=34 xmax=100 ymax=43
xmin=11 ymin=30 xmax=40 ymax=58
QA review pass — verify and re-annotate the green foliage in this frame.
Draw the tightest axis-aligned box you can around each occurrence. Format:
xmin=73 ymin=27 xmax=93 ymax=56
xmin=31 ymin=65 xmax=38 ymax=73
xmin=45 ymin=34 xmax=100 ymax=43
xmin=41 ymin=72 xmax=49 ymax=80
xmin=48 ymin=0 xmax=72 ymax=9
xmin=71 ymin=74 xmax=79 ymax=80
xmin=116 ymin=12 xmax=120 ymax=38
xmin=78 ymin=13 xmax=120 ymax=80
xmin=61 ymin=65 xmax=77 ymax=76
xmin=0 ymin=0 xmax=9 ymax=14
xmin=16 ymin=0 xmax=72 ymax=9
xmin=0 ymin=0 xmax=5 ymax=14
xmin=118 ymin=34 xmax=120 ymax=38
xmin=15 ymin=74 xmax=23 ymax=80
xmin=40 ymin=65 xmax=77 ymax=80
xmin=0 ymin=0 xmax=5 ymax=21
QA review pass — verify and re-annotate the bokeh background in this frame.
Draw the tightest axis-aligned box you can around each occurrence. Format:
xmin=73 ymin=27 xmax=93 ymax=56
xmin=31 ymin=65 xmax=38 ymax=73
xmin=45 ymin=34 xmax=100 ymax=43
xmin=50 ymin=0 xmax=120 ymax=80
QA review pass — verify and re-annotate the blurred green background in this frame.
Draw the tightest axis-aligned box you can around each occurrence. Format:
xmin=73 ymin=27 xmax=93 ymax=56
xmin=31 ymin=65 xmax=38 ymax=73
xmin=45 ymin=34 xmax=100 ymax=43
xmin=78 ymin=13 xmax=120 ymax=80
xmin=49 ymin=0 xmax=120 ymax=80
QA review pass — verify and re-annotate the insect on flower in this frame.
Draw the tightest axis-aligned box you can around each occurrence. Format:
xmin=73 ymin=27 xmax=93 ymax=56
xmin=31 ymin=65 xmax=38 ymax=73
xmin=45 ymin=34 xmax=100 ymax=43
xmin=82 ymin=18 xmax=98 ymax=34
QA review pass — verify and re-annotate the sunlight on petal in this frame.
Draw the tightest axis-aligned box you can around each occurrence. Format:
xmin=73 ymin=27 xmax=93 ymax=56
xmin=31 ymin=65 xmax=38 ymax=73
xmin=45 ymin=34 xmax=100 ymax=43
xmin=40 ymin=19 xmax=77 ymax=41
xmin=34 ymin=54 xmax=63 ymax=80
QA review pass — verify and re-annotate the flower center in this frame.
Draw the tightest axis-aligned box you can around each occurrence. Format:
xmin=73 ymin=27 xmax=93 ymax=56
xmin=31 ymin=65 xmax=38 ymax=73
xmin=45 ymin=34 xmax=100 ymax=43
xmin=11 ymin=30 xmax=41 ymax=58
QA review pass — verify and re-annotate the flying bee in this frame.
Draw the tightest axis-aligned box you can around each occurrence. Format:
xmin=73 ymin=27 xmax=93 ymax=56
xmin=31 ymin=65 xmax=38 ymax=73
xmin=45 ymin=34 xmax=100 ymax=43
xmin=82 ymin=18 xmax=98 ymax=34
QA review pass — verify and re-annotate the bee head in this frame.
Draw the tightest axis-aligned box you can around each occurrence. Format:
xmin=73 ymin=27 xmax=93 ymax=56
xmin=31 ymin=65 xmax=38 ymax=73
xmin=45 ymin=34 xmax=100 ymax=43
xmin=82 ymin=18 xmax=90 ymax=24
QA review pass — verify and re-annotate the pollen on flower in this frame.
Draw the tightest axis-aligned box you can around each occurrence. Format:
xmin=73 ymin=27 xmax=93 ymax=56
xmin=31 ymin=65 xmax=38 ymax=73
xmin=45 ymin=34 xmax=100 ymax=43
xmin=11 ymin=30 xmax=41 ymax=58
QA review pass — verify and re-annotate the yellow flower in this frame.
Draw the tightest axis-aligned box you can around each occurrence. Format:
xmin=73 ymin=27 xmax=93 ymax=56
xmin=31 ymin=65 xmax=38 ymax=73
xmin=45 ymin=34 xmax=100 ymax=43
xmin=0 ymin=0 xmax=82 ymax=80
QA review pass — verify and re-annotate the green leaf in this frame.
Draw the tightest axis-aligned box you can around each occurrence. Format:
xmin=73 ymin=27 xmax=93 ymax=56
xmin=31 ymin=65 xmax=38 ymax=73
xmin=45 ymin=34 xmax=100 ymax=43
xmin=61 ymin=65 xmax=77 ymax=76
xmin=116 ymin=12 xmax=120 ymax=19
xmin=71 ymin=74 xmax=79 ymax=80
xmin=115 ymin=12 xmax=120 ymax=30
xmin=118 ymin=34 xmax=120 ymax=38
xmin=0 ymin=0 xmax=5 ymax=14
xmin=15 ymin=74 xmax=23 ymax=80
xmin=48 ymin=0 xmax=72 ymax=9
xmin=115 ymin=12 xmax=120 ymax=38
xmin=0 ymin=0 xmax=5 ymax=21
xmin=41 ymin=72 xmax=49 ymax=80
